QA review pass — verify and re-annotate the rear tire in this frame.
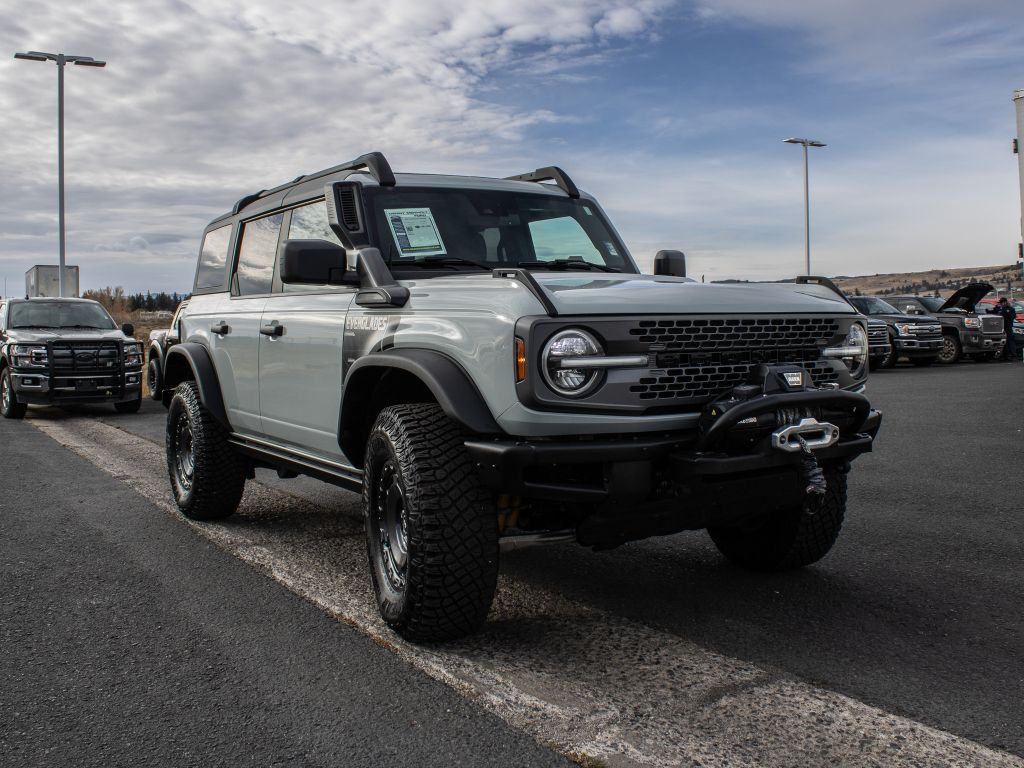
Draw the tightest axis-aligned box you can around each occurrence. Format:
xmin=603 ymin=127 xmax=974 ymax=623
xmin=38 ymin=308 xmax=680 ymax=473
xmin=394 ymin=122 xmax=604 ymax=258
xmin=708 ymin=473 xmax=847 ymax=571
xmin=166 ymin=381 xmax=245 ymax=521
xmin=937 ymin=334 xmax=961 ymax=364
xmin=363 ymin=403 xmax=499 ymax=643
xmin=0 ymin=368 xmax=27 ymax=419
xmin=910 ymin=356 xmax=936 ymax=367
xmin=147 ymin=353 xmax=163 ymax=401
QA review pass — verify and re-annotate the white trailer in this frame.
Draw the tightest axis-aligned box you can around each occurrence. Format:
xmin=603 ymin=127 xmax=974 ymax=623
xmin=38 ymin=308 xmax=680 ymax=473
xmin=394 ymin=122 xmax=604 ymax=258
xmin=25 ymin=265 xmax=80 ymax=298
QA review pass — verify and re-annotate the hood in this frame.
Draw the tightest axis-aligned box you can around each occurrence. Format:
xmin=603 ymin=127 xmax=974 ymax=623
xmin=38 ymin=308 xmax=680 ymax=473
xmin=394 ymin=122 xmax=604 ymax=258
xmin=526 ymin=273 xmax=857 ymax=315
xmin=5 ymin=328 xmax=130 ymax=344
xmin=938 ymin=282 xmax=993 ymax=313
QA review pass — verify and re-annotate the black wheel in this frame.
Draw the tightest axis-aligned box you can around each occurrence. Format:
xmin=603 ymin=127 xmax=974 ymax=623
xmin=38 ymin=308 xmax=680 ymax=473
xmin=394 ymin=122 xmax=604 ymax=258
xmin=114 ymin=396 xmax=142 ymax=414
xmin=708 ymin=472 xmax=847 ymax=571
xmin=0 ymin=368 xmax=27 ymax=419
xmin=880 ymin=335 xmax=897 ymax=369
xmin=910 ymin=356 xmax=936 ymax=367
xmin=937 ymin=334 xmax=961 ymax=364
xmin=363 ymin=403 xmax=498 ymax=643
xmin=166 ymin=381 xmax=245 ymax=521
xmin=147 ymin=353 xmax=163 ymax=401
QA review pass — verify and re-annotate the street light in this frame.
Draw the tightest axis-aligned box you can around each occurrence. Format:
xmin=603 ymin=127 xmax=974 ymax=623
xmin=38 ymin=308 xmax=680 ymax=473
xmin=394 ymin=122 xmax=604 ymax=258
xmin=14 ymin=50 xmax=106 ymax=298
xmin=783 ymin=137 xmax=826 ymax=276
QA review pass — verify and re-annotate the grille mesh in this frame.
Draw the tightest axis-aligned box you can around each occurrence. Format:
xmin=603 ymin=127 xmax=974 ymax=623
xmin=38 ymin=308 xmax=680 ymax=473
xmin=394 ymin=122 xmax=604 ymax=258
xmin=50 ymin=341 xmax=121 ymax=374
xmin=628 ymin=316 xmax=840 ymax=349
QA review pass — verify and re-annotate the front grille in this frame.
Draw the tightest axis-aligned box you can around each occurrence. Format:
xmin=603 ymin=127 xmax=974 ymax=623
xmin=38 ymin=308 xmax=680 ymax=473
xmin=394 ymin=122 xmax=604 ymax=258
xmin=623 ymin=317 xmax=844 ymax=404
xmin=981 ymin=315 xmax=1004 ymax=334
xmin=908 ymin=323 xmax=942 ymax=337
xmin=49 ymin=340 xmax=122 ymax=390
xmin=867 ymin=324 xmax=888 ymax=344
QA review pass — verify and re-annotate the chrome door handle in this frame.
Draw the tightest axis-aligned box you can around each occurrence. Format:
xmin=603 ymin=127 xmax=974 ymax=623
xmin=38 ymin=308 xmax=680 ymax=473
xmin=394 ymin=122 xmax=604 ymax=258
xmin=211 ymin=322 xmax=231 ymax=335
xmin=260 ymin=322 xmax=284 ymax=337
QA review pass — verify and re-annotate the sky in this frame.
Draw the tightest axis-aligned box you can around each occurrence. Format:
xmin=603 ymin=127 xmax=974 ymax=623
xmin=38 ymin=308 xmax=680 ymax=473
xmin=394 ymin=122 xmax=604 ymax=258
xmin=1 ymin=0 xmax=1023 ymax=294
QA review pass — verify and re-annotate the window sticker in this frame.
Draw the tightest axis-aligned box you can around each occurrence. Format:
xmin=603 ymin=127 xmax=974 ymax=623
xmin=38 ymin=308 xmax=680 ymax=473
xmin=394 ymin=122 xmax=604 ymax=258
xmin=384 ymin=207 xmax=447 ymax=257
xmin=582 ymin=206 xmax=593 ymax=216
xmin=604 ymin=241 xmax=620 ymax=257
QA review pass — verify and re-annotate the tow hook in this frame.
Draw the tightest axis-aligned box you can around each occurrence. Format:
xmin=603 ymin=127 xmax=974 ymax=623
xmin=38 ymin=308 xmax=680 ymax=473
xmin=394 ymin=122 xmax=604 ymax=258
xmin=771 ymin=418 xmax=836 ymax=505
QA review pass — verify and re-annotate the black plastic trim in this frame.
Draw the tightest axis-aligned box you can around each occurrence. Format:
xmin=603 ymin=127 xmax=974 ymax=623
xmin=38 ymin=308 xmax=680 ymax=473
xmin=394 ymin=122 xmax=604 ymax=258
xmin=161 ymin=343 xmax=229 ymax=428
xmin=505 ymin=166 xmax=580 ymax=198
xmin=493 ymin=268 xmax=557 ymax=317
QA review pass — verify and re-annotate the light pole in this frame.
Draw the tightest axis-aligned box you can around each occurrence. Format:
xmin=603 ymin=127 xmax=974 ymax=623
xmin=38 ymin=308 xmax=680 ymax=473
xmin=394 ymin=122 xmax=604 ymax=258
xmin=783 ymin=137 xmax=826 ymax=275
xmin=14 ymin=50 xmax=106 ymax=298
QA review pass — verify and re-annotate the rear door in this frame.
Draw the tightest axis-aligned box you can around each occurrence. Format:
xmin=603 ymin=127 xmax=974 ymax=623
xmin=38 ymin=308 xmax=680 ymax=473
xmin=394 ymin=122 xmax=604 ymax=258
xmin=257 ymin=199 xmax=355 ymax=459
xmin=210 ymin=212 xmax=283 ymax=435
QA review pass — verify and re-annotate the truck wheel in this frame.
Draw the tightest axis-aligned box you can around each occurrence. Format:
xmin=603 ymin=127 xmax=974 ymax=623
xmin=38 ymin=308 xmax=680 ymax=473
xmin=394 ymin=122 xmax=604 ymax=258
xmin=114 ymin=396 xmax=142 ymax=414
xmin=708 ymin=472 xmax=847 ymax=571
xmin=147 ymin=353 xmax=163 ymax=401
xmin=363 ymin=403 xmax=498 ymax=643
xmin=937 ymin=335 xmax=961 ymax=364
xmin=910 ymin=356 xmax=936 ymax=367
xmin=880 ymin=335 xmax=896 ymax=368
xmin=166 ymin=381 xmax=245 ymax=521
xmin=0 ymin=368 xmax=27 ymax=419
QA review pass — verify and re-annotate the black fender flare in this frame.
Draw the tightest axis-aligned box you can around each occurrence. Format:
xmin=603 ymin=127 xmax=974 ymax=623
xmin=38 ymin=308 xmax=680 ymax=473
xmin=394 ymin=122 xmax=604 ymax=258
xmin=340 ymin=349 xmax=502 ymax=458
xmin=162 ymin=343 xmax=230 ymax=428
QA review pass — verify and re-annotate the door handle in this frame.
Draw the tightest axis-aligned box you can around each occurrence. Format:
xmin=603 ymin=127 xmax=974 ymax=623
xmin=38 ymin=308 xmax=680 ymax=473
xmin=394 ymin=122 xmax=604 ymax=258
xmin=260 ymin=321 xmax=284 ymax=337
xmin=211 ymin=322 xmax=231 ymax=335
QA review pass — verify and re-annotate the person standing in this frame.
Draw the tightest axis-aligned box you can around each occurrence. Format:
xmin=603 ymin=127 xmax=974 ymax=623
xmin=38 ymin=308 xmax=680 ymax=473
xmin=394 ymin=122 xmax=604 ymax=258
xmin=988 ymin=297 xmax=1018 ymax=361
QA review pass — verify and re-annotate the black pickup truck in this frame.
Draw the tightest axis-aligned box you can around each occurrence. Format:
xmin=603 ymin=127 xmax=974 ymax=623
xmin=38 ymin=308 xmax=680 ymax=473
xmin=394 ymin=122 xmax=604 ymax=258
xmin=849 ymin=296 xmax=943 ymax=368
xmin=889 ymin=283 xmax=1005 ymax=364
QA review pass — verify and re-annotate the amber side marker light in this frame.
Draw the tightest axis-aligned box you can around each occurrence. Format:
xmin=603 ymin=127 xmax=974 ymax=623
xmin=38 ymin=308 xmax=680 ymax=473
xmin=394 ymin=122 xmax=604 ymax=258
xmin=515 ymin=337 xmax=527 ymax=382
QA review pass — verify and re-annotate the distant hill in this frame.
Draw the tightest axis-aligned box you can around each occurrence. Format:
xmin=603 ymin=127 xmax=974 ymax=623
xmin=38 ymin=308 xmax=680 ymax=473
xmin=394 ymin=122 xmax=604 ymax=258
xmin=832 ymin=264 xmax=1022 ymax=298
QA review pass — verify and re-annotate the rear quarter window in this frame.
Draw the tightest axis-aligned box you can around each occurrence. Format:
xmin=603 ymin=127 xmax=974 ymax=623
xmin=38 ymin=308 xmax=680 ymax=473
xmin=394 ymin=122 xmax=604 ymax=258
xmin=195 ymin=224 xmax=233 ymax=290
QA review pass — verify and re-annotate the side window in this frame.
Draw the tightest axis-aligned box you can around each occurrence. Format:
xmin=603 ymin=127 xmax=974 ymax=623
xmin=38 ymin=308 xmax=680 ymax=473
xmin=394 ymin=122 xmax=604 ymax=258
xmin=279 ymin=201 xmax=347 ymax=293
xmin=235 ymin=213 xmax=284 ymax=296
xmin=195 ymin=225 xmax=232 ymax=290
xmin=528 ymin=216 xmax=603 ymax=264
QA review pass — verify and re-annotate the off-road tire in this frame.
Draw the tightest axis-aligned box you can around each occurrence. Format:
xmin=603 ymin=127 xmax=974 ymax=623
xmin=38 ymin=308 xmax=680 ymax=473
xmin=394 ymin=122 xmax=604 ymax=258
xmin=937 ymin=334 xmax=961 ymax=364
xmin=115 ymin=396 xmax=143 ymax=414
xmin=147 ymin=353 xmax=163 ymax=401
xmin=708 ymin=472 xmax=847 ymax=571
xmin=166 ymin=381 xmax=245 ymax=521
xmin=363 ymin=403 xmax=498 ymax=643
xmin=910 ymin=356 xmax=936 ymax=367
xmin=0 ymin=368 xmax=27 ymax=419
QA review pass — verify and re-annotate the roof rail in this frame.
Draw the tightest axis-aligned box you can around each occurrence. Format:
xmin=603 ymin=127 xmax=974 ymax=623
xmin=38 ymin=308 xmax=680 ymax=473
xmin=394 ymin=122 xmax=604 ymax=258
xmin=505 ymin=166 xmax=580 ymax=198
xmin=231 ymin=151 xmax=396 ymax=215
xmin=794 ymin=275 xmax=854 ymax=306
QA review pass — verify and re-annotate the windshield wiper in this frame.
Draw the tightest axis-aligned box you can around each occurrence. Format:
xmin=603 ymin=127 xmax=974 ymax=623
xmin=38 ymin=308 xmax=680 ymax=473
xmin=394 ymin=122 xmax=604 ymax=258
xmin=60 ymin=324 xmax=105 ymax=329
xmin=10 ymin=325 xmax=58 ymax=329
xmin=394 ymin=256 xmax=489 ymax=270
xmin=517 ymin=260 xmax=619 ymax=273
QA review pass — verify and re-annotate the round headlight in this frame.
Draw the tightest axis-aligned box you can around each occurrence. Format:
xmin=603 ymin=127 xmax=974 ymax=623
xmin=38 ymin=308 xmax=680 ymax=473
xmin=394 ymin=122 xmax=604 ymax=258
xmin=542 ymin=329 xmax=603 ymax=397
xmin=846 ymin=322 xmax=867 ymax=376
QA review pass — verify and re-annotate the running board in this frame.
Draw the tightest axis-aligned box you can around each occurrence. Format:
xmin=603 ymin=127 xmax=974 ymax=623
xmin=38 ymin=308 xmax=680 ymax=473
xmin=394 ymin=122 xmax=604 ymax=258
xmin=229 ymin=434 xmax=364 ymax=493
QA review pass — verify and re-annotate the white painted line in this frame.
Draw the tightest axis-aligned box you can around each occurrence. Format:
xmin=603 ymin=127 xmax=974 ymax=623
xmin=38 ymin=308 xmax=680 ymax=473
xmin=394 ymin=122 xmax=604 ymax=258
xmin=31 ymin=415 xmax=1024 ymax=768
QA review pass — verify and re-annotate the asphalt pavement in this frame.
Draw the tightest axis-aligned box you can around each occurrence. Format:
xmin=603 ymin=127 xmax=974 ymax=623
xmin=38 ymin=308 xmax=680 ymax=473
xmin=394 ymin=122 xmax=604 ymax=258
xmin=2 ymin=361 xmax=1023 ymax=766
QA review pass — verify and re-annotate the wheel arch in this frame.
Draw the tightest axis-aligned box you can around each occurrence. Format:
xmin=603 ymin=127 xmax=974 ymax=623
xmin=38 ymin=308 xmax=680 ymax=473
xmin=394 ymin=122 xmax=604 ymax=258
xmin=162 ymin=343 xmax=230 ymax=428
xmin=339 ymin=349 xmax=502 ymax=467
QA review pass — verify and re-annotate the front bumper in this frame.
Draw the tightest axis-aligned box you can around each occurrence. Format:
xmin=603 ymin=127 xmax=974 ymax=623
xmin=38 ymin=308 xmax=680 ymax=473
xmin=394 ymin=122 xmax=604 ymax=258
xmin=961 ymin=332 xmax=1006 ymax=353
xmin=467 ymin=388 xmax=881 ymax=505
xmin=10 ymin=369 xmax=142 ymax=405
xmin=893 ymin=337 xmax=942 ymax=356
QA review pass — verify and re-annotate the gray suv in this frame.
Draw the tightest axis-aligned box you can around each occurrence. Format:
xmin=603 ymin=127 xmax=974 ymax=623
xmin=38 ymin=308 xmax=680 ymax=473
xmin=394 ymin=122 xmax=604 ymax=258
xmin=0 ymin=297 xmax=143 ymax=418
xmin=163 ymin=152 xmax=882 ymax=642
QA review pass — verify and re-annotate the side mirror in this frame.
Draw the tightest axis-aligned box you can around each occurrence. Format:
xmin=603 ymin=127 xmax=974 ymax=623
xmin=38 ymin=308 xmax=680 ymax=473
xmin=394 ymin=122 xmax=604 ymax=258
xmin=280 ymin=239 xmax=356 ymax=285
xmin=653 ymin=249 xmax=686 ymax=278
xmin=121 ymin=322 xmax=135 ymax=337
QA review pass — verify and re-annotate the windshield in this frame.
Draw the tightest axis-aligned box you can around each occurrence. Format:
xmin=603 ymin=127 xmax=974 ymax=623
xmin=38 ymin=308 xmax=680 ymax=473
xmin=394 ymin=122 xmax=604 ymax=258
xmin=364 ymin=187 xmax=635 ymax=274
xmin=8 ymin=301 xmax=117 ymax=330
xmin=852 ymin=297 xmax=900 ymax=315
xmin=917 ymin=297 xmax=946 ymax=312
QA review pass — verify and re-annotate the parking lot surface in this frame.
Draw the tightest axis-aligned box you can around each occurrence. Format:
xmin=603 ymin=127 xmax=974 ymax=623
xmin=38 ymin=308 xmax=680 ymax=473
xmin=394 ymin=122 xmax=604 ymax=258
xmin=3 ymin=362 xmax=1023 ymax=767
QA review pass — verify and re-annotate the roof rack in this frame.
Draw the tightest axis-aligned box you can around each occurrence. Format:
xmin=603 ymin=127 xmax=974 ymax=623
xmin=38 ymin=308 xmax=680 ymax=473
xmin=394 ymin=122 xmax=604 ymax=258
xmin=231 ymin=151 xmax=396 ymax=215
xmin=505 ymin=166 xmax=579 ymax=198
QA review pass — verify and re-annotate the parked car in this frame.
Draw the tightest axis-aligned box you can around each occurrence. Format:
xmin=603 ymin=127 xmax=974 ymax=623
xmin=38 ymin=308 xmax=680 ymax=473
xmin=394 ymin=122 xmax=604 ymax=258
xmin=0 ymin=297 xmax=143 ymax=418
xmin=848 ymin=296 xmax=942 ymax=368
xmin=160 ymin=151 xmax=881 ymax=642
xmin=1013 ymin=319 xmax=1024 ymax=359
xmin=888 ymin=283 xmax=1005 ymax=363
xmin=864 ymin=317 xmax=892 ymax=370
xmin=977 ymin=296 xmax=1024 ymax=321
xmin=146 ymin=300 xmax=189 ymax=401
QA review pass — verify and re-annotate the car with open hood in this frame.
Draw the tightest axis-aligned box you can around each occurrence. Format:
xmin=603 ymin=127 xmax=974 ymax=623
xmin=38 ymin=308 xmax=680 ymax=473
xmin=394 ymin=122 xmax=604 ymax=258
xmin=848 ymin=295 xmax=943 ymax=368
xmin=0 ymin=297 xmax=143 ymax=418
xmin=888 ymin=283 xmax=1005 ymax=363
xmin=161 ymin=152 xmax=882 ymax=643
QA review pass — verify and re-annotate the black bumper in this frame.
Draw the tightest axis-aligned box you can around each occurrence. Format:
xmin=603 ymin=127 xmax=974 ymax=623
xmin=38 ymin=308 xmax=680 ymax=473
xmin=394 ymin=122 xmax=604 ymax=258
xmin=467 ymin=390 xmax=882 ymax=504
xmin=893 ymin=337 xmax=942 ymax=356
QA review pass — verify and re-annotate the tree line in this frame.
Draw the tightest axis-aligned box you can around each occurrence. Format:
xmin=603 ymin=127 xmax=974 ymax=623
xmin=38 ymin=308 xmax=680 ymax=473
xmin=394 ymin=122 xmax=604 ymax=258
xmin=81 ymin=287 xmax=189 ymax=316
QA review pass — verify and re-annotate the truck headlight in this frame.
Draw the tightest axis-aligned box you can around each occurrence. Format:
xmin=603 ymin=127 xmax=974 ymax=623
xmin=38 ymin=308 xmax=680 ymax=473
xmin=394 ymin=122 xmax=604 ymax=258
xmin=823 ymin=323 xmax=867 ymax=377
xmin=123 ymin=342 xmax=142 ymax=367
xmin=542 ymin=329 xmax=603 ymax=397
xmin=12 ymin=344 xmax=47 ymax=368
xmin=964 ymin=316 xmax=981 ymax=328
xmin=894 ymin=323 xmax=912 ymax=336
